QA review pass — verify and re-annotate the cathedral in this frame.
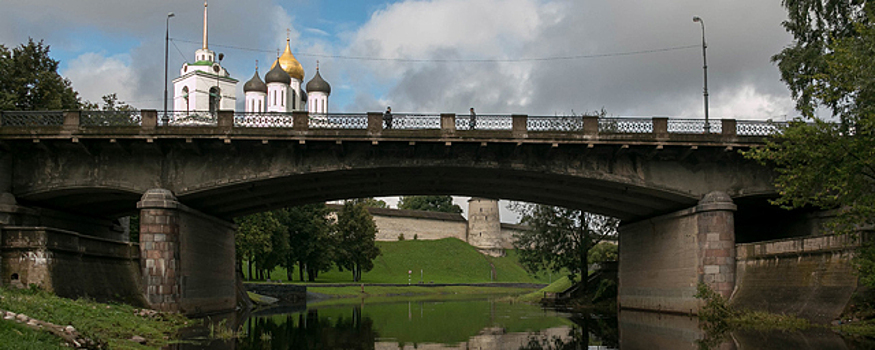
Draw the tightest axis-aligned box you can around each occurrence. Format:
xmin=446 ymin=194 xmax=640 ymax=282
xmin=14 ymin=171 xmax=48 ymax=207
xmin=173 ymin=1 xmax=331 ymax=115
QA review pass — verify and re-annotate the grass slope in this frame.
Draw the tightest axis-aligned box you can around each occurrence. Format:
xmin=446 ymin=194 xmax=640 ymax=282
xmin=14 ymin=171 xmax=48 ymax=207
xmin=246 ymin=238 xmax=555 ymax=284
xmin=0 ymin=287 xmax=188 ymax=350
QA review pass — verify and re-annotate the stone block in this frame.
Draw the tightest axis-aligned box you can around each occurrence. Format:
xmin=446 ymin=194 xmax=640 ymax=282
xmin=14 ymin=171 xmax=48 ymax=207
xmin=704 ymin=265 xmax=720 ymax=275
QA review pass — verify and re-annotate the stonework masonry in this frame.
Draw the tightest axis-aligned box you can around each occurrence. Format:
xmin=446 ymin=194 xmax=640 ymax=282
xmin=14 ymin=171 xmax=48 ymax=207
xmin=618 ymin=191 xmax=736 ymax=314
xmin=732 ymin=233 xmax=862 ymax=323
xmin=138 ymin=189 xmax=237 ymax=315
xmin=329 ymin=199 xmax=521 ymax=256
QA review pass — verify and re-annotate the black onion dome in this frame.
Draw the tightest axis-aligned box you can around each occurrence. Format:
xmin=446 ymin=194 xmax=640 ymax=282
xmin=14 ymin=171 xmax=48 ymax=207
xmin=264 ymin=60 xmax=291 ymax=85
xmin=243 ymin=70 xmax=267 ymax=93
xmin=306 ymin=69 xmax=331 ymax=95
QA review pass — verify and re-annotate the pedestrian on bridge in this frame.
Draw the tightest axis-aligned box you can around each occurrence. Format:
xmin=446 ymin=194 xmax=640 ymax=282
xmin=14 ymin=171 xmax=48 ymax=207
xmin=469 ymin=107 xmax=476 ymax=130
xmin=384 ymin=106 xmax=393 ymax=129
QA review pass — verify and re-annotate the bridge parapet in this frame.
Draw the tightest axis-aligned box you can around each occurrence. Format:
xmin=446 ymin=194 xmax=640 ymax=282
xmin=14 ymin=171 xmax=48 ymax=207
xmin=0 ymin=110 xmax=785 ymax=142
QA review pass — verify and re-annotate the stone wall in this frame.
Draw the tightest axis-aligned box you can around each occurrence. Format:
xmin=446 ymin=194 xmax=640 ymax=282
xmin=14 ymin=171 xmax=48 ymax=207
xmin=619 ymin=207 xmax=701 ymax=314
xmin=368 ymin=208 xmax=468 ymax=242
xmin=618 ymin=192 xmax=736 ymax=315
xmin=328 ymin=203 xmax=524 ymax=254
xmin=732 ymin=234 xmax=860 ymax=323
xmin=138 ymin=189 xmax=237 ymax=316
xmin=0 ymin=227 xmax=143 ymax=304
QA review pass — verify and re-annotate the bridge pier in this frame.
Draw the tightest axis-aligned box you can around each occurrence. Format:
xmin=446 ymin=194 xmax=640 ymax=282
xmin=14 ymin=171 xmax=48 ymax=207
xmin=137 ymin=189 xmax=237 ymax=315
xmin=618 ymin=191 xmax=736 ymax=314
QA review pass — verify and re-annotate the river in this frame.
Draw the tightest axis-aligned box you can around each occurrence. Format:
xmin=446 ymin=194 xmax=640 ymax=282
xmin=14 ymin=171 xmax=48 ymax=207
xmin=168 ymin=296 xmax=874 ymax=350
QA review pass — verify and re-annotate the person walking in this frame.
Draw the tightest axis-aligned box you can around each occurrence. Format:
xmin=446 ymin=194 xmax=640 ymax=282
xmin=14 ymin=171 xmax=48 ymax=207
xmin=384 ymin=106 xmax=393 ymax=129
xmin=469 ymin=107 xmax=476 ymax=130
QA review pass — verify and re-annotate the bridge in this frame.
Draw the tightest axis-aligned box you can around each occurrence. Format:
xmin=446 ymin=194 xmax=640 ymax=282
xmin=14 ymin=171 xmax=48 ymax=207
xmin=0 ymin=109 xmax=851 ymax=320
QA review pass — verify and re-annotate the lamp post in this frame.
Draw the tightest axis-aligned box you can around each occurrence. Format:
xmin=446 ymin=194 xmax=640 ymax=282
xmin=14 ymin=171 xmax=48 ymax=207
xmin=693 ymin=16 xmax=710 ymax=133
xmin=163 ymin=12 xmax=175 ymax=126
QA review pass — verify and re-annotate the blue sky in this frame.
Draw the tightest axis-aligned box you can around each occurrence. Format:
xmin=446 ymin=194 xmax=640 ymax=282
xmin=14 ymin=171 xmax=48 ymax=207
xmin=0 ymin=0 xmax=801 ymax=220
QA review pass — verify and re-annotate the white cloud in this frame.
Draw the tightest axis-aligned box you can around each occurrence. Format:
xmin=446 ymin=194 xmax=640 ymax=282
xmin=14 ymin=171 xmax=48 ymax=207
xmin=62 ymin=52 xmax=143 ymax=106
xmin=706 ymin=85 xmax=796 ymax=121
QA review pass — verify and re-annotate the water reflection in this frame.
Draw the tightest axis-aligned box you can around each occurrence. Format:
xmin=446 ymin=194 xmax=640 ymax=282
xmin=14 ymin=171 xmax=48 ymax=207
xmin=168 ymin=298 xmax=869 ymax=349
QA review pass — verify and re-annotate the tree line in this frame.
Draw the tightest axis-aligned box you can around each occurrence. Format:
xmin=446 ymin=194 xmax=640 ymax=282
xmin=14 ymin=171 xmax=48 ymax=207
xmin=235 ymin=200 xmax=380 ymax=282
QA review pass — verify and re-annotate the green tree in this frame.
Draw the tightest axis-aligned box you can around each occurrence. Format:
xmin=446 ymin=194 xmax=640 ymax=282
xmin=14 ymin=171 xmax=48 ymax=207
xmin=588 ymin=241 xmax=618 ymax=265
xmin=745 ymin=1 xmax=875 ymax=234
xmin=334 ymin=201 xmax=381 ymax=282
xmin=510 ymin=203 xmax=619 ymax=293
xmin=0 ymin=39 xmax=80 ymax=110
xmin=235 ymin=211 xmax=285 ymax=281
xmin=81 ymin=93 xmax=135 ymax=111
xmin=349 ymin=197 xmax=389 ymax=208
xmin=277 ymin=204 xmax=334 ymax=282
xmin=745 ymin=1 xmax=875 ymax=286
xmin=398 ymin=195 xmax=462 ymax=213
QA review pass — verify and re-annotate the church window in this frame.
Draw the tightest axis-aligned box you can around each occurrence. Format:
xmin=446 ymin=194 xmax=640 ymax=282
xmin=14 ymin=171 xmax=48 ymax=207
xmin=209 ymin=87 xmax=220 ymax=114
xmin=182 ymin=86 xmax=189 ymax=113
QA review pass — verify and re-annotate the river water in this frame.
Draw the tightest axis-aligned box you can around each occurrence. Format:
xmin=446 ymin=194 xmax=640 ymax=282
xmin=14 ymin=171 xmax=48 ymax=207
xmin=170 ymin=296 xmax=873 ymax=350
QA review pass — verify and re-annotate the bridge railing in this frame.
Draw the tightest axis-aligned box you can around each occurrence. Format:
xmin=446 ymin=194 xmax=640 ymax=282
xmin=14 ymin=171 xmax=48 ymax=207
xmin=391 ymin=113 xmax=441 ymax=130
xmin=0 ymin=111 xmax=65 ymax=126
xmin=0 ymin=109 xmax=792 ymax=138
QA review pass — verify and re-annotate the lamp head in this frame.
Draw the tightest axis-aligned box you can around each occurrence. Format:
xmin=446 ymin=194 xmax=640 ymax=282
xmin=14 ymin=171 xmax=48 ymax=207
xmin=218 ymin=53 xmax=224 ymax=61
xmin=693 ymin=16 xmax=701 ymax=23
xmin=168 ymin=12 xmax=175 ymax=18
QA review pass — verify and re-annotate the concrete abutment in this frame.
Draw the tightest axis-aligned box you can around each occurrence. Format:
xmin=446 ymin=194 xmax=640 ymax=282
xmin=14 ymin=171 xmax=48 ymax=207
xmin=137 ymin=189 xmax=237 ymax=316
xmin=618 ymin=191 xmax=736 ymax=314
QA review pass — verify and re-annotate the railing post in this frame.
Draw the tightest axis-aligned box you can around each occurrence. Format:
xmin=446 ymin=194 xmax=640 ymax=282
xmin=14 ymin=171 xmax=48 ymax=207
xmin=367 ymin=112 xmax=383 ymax=136
xmin=217 ymin=110 xmax=234 ymax=130
xmin=652 ymin=117 xmax=668 ymax=139
xmin=722 ymin=119 xmax=737 ymax=138
xmin=293 ymin=111 xmax=309 ymax=131
xmin=63 ymin=110 xmax=80 ymax=128
xmin=441 ymin=113 xmax=456 ymax=135
xmin=141 ymin=110 xmax=158 ymax=130
xmin=583 ymin=116 xmax=599 ymax=137
xmin=512 ymin=114 xmax=527 ymax=138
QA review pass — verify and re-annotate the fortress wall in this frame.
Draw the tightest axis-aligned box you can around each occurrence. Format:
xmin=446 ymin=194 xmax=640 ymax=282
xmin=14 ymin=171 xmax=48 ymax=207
xmin=373 ymin=214 xmax=467 ymax=242
xmin=732 ymin=234 xmax=860 ymax=323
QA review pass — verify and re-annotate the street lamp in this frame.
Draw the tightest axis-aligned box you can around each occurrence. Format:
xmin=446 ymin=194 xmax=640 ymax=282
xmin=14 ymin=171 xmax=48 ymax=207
xmin=163 ymin=12 xmax=175 ymax=126
xmin=693 ymin=16 xmax=710 ymax=133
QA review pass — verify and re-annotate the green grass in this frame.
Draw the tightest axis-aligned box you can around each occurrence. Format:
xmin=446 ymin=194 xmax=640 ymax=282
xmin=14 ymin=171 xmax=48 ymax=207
xmin=0 ymin=286 xmax=189 ymax=350
xmin=0 ymin=319 xmax=67 ymax=350
xmin=307 ymin=285 xmax=536 ymax=298
xmin=516 ymin=276 xmax=573 ymax=302
xmin=245 ymin=238 xmax=557 ymax=284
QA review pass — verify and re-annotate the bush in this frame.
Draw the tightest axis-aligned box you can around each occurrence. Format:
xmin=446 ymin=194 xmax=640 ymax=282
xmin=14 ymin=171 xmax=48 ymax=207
xmin=413 ymin=234 xmax=418 ymax=240
xmin=398 ymin=234 xmax=405 ymax=241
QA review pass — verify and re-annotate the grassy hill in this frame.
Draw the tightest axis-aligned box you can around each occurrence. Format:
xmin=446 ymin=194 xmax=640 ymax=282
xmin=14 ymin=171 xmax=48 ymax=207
xmin=246 ymin=238 xmax=558 ymax=284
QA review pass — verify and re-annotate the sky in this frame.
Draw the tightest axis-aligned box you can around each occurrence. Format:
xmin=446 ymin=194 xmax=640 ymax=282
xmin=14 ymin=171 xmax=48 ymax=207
xmin=0 ymin=0 xmax=800 ymax=221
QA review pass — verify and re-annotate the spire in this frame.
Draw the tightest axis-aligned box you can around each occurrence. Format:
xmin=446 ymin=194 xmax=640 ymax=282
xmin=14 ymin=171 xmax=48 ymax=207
xmin=202 ymin=0 xmax=208 ymax=50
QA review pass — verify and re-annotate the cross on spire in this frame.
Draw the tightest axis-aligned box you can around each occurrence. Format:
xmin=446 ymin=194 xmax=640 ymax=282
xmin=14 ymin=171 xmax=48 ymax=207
xmin=286 ymin=28 xmax=291 ymax=41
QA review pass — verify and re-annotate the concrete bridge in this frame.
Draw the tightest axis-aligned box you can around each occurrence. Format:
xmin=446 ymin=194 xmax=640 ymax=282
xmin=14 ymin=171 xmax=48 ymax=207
xmin=0 ymin=109 xmax=853 ymax=319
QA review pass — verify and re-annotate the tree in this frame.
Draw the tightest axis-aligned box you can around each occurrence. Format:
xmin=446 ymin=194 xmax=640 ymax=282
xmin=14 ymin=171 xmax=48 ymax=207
xmin=745 ymin=2 xmax=875 ymax=234
xmin=398 ymin=195 xmax=462 ymax=213
xmin=235 ymin=211 xmax=285 ymax=281
xmin=277 ymin=204 xmax=334 ymax=282
xmin=334 ymin=201 xmax=381 ymax=282
xmin=0 ymin=39 xmax=80 ymax=110
xmin=81 ymin=93 xmax=135 ymax=111
xmin=744 ymin=1 xmax=875 ymax=286
xmin=348 ymin=197 xmax=389 ymax=209
xmin=510 ymin=203 xmax=619 ymax=293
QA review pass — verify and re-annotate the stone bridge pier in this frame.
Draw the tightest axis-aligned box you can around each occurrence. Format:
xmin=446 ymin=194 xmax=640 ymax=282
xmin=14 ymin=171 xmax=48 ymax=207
xmin=618 ymin=191 xmax=736 ymax=314
xmin=137 ymin=189 xmax=237 ymax=315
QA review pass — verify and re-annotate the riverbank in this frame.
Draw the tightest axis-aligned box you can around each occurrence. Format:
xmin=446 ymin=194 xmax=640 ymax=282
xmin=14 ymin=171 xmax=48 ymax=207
xmin=0 ymin=286 xmax=188 ymax=350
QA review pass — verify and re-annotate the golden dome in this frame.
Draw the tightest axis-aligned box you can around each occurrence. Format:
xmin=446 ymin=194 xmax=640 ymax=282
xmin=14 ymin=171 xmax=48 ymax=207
xmin=272 ymin=38 xmax=304 ymax=81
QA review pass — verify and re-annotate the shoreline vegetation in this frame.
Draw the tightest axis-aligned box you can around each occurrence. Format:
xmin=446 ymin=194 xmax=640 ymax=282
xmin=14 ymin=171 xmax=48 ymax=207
xmin=0 ymin=286 xmax=188 ymax=350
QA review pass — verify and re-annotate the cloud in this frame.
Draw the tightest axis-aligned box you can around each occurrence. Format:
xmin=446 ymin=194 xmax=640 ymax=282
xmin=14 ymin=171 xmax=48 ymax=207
xmin=342 ymin=0 xmax=796 ymax=119
xmin=62 ymin=52 xmax=141 ymax=106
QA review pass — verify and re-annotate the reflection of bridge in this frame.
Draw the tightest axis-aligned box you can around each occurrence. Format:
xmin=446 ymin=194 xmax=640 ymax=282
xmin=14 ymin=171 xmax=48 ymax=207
xmin=0 ymin=109 xmax=846 ymax=319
